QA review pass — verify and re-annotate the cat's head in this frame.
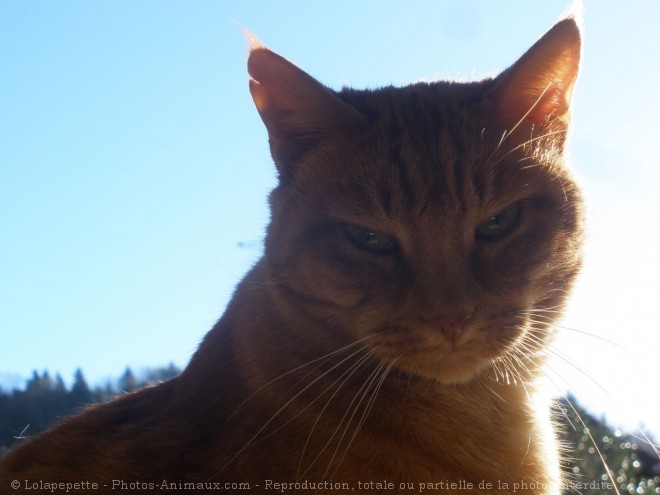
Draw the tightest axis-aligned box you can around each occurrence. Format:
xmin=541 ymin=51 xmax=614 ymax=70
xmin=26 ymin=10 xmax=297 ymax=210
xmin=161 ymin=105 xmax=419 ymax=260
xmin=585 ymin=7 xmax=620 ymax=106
xmin=248 ymin=19 xmax=584 ymax=385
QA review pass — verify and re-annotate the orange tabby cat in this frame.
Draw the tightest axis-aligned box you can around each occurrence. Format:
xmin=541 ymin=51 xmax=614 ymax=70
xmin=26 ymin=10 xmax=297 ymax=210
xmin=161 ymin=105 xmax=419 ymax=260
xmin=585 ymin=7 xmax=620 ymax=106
xmin=1 ymin=14 xmax=583 ymax=495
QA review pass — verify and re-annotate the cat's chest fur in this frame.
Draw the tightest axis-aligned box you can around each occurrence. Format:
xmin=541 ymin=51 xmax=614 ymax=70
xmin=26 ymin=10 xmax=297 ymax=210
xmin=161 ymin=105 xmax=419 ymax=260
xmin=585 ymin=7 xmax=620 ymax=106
xmin=222 ymin=387 xmax=557 ymax=494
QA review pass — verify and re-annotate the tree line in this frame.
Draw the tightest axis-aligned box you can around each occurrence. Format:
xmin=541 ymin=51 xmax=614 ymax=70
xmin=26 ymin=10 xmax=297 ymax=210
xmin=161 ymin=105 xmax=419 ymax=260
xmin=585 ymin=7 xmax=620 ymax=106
xmin=0 ymin=364 xmax=180 ymax=457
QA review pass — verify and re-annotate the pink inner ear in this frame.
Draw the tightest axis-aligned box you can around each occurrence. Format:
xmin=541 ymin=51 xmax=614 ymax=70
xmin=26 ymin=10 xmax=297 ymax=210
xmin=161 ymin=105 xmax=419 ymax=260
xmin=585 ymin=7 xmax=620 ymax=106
xmin=492 ymin=18 xmax=581 ymax=127
xmin=502 ymin=68 xmax=577 ymax=125
xmin=248 ymin=79 xmax=267 ymax=114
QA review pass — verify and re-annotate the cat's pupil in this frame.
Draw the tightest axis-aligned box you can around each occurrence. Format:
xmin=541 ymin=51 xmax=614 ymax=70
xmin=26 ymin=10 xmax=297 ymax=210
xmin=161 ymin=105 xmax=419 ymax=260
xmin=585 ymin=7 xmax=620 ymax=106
xmin=475 ymin=204 xmax=520 ymax=240
xmin=345 ymin=224 xmax=395 ymax=253
xmin=365 ymin=232 xmax=380 ymax=244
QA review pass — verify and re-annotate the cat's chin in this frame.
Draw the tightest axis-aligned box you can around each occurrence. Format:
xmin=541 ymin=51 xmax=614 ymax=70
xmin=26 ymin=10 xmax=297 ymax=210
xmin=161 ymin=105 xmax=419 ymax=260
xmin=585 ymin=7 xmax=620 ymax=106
xmin=418 ymin=362 xmax=490 ymax=385
xmin=391 ymin=352 xmax=494 ymax=386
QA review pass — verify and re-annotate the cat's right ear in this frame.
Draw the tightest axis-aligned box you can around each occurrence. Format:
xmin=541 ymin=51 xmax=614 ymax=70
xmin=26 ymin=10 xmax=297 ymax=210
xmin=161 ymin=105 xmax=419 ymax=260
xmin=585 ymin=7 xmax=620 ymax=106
xmin=485 ymin=17 xmax=581 ymax=131
xmin=246 ymin=35 xmax=365 ymax=180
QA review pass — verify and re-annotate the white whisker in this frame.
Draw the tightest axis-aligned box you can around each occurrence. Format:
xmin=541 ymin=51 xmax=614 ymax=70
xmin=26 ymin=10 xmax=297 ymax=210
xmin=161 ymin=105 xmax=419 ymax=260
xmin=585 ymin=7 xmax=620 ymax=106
xmin=295 ymin=347 xmax=378 ymax=480
xmin=215 ymin=341 xmax=376 ymax=477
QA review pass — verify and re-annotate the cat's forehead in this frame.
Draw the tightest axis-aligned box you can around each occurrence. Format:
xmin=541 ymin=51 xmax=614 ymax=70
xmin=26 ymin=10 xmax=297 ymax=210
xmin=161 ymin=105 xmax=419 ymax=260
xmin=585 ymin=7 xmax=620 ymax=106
xmin=337 ymin=81 xmax=492 ymax=133
xmin=336 ymin=82 xmax=509 ymax=181
xmin=305 ymin=84 xmax=554 ymax=221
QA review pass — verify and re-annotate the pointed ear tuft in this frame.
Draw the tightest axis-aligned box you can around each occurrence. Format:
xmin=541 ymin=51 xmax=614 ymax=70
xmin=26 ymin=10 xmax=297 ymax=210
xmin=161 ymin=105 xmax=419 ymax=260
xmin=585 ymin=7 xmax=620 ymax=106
xmin=488 ymin=18 xmax=581 ymax=128
xmin=246 ymin=42 xmax=365 ymax=178
xmin=240 ymin=26 xmax=265 ymax=52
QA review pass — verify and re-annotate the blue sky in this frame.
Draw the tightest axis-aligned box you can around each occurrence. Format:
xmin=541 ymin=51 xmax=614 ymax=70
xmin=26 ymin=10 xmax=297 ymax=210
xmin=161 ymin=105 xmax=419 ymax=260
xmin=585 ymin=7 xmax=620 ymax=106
xmin=1 ymin=1 xmax=659 ymax=438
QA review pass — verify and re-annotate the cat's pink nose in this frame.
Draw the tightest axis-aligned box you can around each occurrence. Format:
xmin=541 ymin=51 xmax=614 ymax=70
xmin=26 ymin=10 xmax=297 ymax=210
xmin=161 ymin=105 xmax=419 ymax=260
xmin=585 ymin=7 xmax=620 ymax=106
xmin=427 ymin=310 xmax=473 ymax=343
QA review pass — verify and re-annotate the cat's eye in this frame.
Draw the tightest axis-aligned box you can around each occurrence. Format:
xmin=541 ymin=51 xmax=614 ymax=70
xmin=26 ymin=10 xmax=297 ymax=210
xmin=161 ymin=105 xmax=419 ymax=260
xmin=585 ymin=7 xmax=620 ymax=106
xmin=344 ymin=224 xmax=396 ymax=253
xmin=475 ymin=204 xmax=520 ymax=240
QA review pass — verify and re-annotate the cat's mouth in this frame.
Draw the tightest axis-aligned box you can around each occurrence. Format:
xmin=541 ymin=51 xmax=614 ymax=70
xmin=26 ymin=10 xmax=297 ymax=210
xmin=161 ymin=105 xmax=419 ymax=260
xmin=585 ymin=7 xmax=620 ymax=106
xmin=366 ymin=318 xmax=527 ymax=385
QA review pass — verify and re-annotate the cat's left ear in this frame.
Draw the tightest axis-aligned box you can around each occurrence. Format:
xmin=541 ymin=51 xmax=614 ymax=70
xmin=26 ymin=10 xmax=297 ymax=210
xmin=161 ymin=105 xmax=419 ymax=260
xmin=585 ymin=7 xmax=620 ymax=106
xmin=487 ymin=17 xmax=581 ymax=128
xmin=246 ymin=35 xmax=366 ymax=179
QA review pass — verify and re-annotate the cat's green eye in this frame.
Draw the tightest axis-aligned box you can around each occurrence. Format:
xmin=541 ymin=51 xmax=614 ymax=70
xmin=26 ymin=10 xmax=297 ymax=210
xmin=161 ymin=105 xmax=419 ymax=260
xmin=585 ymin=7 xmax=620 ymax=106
xmin=475 ymin=204 xmax=520 ymax=240
xmin=344 ymin=224 xmax=396 ymax=253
